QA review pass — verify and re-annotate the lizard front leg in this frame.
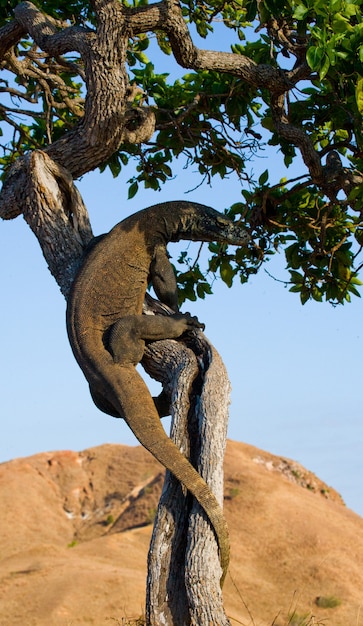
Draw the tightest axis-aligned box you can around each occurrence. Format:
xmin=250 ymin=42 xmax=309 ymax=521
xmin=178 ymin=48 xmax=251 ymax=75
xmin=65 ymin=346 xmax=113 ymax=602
xmin=150 ymin=244 xmax=179 ymax=312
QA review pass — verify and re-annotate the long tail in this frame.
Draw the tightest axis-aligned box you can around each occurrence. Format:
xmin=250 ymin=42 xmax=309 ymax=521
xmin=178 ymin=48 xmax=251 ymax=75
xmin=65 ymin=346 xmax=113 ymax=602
xmin=101 ymin=361 xmax=230 ymax=585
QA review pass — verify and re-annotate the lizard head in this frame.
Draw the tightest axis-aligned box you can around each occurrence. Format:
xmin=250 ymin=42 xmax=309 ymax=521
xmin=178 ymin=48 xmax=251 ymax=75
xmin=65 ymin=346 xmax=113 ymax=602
xmin=172 ymin=202 xmax=250 ymax=246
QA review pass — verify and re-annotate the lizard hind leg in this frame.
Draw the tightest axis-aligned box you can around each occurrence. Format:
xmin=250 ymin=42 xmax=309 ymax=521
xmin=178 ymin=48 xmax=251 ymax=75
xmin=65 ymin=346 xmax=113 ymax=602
xmin=106 ymin=314 xmax=204 ymax=418
xmin=107 ymin=316 xmax=146 ymax=366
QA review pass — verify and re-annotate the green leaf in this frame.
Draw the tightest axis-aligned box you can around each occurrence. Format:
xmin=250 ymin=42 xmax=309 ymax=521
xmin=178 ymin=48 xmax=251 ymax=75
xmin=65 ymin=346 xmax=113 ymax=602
xmin=355 ymin=77 xmax=363 ymax=114
xmin=134 ymin=51 xmax=150 ymax=65
xmin=289 ymin=270 xmax=304 ymax=284
xmin=119 ymin=153 xmax=129 ymax=166
xmin=319 ymin=53 xmax=330 ymax=80
xmin=300 ymin=290 xmax=310 ymax=305
xmin=347 ymin=283 xmax=361 ymax=297
xmin=108 ymin=155 xmax=121 ymax=178
xmin=196 ymin=282 xmax=213 ymax=299
xmin=329 ymin=0 xmax=342 ymax=12
xmin=312 ymin=287 xmax=323 ymax=302
xmin=220 ymin=260 xmax=234 ymax=287
xmin=258 ymin=169 xmax=269 ymax=185
xmin=245 ymin=0 xmax=257 ymax=21
xmin=332 ymin=13 xmax=353 ymax=34
xmin=128 ymin=181 xmax=139 ymax=199
xmin=306 ymin=46 xmax=324 ymax=71
xmin=293 ymin=3 xmax=309 ymax=20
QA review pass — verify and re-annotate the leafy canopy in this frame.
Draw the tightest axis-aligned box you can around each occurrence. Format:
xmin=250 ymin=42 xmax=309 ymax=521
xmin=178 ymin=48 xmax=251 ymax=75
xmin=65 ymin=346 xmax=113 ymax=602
xmin=1 ymin=0 xmax=363 ymax=305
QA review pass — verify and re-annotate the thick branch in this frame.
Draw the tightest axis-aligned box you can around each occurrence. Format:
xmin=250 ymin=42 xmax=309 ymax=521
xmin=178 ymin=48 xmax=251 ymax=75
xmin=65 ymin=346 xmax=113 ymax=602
xmin=142 ymin=297 xmax=231 ymax=626
xmin=12 ymin=1 xmax=128 ymax=177
xmin=270 ymin=93 xmax=324 ymax=185
xmin=14 ymin=2 xmax=90 ymax=55
xmin=0 ymin=20 xmax=26 ymax=59
xmin=124 ymin=2 xmax=165 ymax=31
xmin=0 ymin=1 xmax=155 ymax=183
xmin=0 ymin=151 xmax=93 ymax=295
xmin=126 ymin=0 xmax=291 ymax=93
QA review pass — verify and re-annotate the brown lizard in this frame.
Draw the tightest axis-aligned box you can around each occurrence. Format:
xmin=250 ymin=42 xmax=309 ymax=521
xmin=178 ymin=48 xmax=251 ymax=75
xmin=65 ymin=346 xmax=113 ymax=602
xmin=66 ymin=200 xmax=249 ymax=584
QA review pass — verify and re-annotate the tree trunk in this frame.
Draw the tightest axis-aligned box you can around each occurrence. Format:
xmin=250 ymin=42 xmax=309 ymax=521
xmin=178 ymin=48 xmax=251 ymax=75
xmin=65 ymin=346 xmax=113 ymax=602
xmin=142 ymin=298 xmax=231 ymax=626
xmin=0 ymin=150 xmax=93 ymax=296
xmin=0 ymin=151 xmax=231 ymax=625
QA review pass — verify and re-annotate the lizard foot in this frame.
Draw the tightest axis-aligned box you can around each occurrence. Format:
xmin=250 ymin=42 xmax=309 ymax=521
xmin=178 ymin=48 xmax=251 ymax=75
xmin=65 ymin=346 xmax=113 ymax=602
xmin=173 ymin=312 xmax=205 ymax=333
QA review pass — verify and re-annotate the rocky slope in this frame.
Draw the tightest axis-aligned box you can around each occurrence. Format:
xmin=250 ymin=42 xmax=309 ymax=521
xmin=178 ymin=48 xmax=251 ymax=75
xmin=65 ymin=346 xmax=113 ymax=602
xmin=0 ymin=440 xmax=362 ymax=626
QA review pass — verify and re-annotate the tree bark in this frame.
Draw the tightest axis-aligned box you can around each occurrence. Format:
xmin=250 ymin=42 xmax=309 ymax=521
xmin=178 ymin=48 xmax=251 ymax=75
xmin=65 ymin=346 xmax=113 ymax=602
xmin=0 ymin=151 xmax=93 ymax=296
xmin=142 ymin=299 xmax=231 ymax=626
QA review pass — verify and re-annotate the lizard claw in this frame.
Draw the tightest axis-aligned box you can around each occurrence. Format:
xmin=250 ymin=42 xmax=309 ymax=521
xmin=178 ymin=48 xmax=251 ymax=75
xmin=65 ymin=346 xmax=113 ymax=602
xmin=171 ymin=312 xmax=205 ymax=333
xmin=183 ymin=312 xmax=205 ymax=332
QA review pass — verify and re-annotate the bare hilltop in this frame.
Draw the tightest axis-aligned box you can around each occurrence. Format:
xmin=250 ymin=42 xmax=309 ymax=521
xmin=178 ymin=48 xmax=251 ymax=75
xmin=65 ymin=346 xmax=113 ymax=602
xmin=0 ymin=440 xmax=362 ymax=626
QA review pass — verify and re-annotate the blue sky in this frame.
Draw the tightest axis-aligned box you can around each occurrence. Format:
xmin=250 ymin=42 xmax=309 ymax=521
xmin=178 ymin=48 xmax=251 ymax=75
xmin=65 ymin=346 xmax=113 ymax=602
xmin=1 ymin=157 xmax=362 ymax=518
xmin=0 ymin=24 xmax=362 ymax=518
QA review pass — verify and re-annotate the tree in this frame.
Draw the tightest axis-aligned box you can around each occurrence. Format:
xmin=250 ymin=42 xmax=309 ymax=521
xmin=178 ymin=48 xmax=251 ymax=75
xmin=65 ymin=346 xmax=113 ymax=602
xmin=1 ymin=0 xmax=363 ymax=623
xmin=1 ymin=0 xmax=363 ymax=303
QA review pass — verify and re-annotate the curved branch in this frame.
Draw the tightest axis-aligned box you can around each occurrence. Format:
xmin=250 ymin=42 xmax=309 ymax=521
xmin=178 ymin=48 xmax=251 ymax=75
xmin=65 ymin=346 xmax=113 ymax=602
xmin=270 ymin=93 xmax=324 ymax=185
xmin=0 ymin=1 xmax=155 ymax=180
xmin=124 ymin=2 xmax=165 ymax=32
xmin=124 ymin=0 xmax=327 ymax=190
xmin=126 ymin=0 xmax=292 ymax=92
xmin=0 ymin=150 xmax=93 ymax=294
xmin=0 ymin=20 xmax=26 ymax=59
xmin=286 ymin=60 xmax=312 ymax=84
xmin=14 ymin=2 xmax=91 ymax=55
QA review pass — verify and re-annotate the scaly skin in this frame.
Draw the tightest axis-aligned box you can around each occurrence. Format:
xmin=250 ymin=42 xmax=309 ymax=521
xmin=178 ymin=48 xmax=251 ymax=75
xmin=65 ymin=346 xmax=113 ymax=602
xmin=66 ymin=201 xmax=249 ymax=585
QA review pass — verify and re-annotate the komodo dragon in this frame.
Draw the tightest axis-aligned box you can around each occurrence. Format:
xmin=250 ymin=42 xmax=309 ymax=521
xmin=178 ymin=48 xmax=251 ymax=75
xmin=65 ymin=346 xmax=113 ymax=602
xmin=66 ymin=200 xmax=249 ymax=584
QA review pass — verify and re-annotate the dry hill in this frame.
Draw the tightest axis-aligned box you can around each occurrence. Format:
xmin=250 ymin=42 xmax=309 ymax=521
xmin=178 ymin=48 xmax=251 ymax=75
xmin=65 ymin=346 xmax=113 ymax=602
xmin=0 ymin=440 xmax=362 ymax=626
